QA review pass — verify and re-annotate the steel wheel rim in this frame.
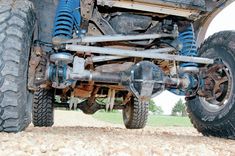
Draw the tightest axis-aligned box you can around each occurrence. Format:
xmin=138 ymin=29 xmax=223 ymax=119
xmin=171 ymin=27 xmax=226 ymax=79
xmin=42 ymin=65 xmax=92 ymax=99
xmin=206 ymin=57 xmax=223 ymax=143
xmin=199 ymin=60 xmax=233 ymax=112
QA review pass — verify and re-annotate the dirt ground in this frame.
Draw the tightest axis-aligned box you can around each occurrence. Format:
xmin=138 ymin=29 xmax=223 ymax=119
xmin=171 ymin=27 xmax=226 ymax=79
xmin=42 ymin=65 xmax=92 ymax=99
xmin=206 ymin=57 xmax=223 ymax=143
xmin=0 ymin=110 xmax=234 ymax=156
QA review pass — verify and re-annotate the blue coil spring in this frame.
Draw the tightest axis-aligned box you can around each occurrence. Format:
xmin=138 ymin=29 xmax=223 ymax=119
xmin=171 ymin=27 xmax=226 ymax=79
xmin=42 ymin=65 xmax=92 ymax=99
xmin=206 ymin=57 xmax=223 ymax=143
xmin=53 ymin=0 xmax=81 ymax=38
xmin=178 ymin=25 xmax=198 ymax=67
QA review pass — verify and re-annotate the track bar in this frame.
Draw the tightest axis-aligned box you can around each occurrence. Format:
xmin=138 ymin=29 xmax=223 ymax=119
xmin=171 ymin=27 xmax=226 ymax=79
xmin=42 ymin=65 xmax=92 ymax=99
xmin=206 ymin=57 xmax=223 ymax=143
xmin=63 ymin=33 xmax=176 ymax=44
xmin=90 ymin=46 xmax=173 ymax=62
xmin=90 ymin=55 xmax=127 ymax=62
xmin=66 ymin=45 xmax=214 ymax=64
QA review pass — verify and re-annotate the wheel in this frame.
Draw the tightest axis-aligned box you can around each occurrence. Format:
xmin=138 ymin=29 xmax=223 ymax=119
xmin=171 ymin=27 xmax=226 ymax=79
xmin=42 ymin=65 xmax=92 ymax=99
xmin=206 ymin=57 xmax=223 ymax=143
xmin=123 ymin=96 xmax=149 ymax=129
xmin=33 ymin=89 xmax=54 ymax=127
xmin=187 ymin=31 xmax=235 ymax=139
xmin=0 ymin=0 xmax=35 ymax=132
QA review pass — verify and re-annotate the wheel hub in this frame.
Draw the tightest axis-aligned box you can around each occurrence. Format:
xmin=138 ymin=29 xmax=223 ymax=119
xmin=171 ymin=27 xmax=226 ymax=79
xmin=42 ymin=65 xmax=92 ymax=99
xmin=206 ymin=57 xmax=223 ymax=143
xmin=198 ymin=60 xmax=232 ymax=111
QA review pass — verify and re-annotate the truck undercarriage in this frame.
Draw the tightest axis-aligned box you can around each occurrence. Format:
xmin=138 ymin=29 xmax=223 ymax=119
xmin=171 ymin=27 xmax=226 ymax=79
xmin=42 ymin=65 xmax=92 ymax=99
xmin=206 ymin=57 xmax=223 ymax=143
xmin=30 ymin=0 xmax=217 ymax=108
xmin=0 ymin=0 xmax=235 ymax=139
xmin=29 ymin=0 xmax=227 ymax=111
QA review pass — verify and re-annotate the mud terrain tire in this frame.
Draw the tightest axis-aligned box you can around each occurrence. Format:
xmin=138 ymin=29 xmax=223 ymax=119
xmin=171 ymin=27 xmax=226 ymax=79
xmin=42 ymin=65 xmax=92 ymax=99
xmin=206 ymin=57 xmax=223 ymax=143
xmin=33 ymin=89 xmax=54 ymax=127
xmin=123 ymin=97 xmax=149 ymax=129
xmin=187 ymin=31 xmax=235 ymax=139
xmin=0 ymin=0 xmax=35 ymax=132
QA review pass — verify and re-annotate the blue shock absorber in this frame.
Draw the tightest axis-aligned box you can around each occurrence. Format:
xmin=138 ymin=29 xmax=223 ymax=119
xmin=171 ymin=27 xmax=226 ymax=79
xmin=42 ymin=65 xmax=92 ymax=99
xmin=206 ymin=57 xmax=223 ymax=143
xmin=169 ymin=24 xmax=198 ymax=96
xmin=178 ymin=24 xmax=198 ymax=68
xmin=50 ymin=0 xmax=81 ymax=88
xmin=53 ymin=0 xmax=81 ymax=39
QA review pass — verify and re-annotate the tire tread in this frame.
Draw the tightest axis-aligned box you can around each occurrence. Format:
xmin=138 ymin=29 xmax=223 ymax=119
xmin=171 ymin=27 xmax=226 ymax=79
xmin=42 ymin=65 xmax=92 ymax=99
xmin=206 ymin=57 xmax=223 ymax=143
xmin=0 ymin=0 xmax=35 ymax=132
xmin=123 ymin=97 xmax=149 ymax=129
xmin=33 ymin=89 xmax=54 ymax=127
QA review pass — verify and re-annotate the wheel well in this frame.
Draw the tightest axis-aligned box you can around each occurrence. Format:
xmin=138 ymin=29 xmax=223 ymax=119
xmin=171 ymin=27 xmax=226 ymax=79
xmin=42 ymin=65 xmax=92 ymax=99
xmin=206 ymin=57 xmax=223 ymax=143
xmin=30 ymin=0 xmax=57 ymax=43
xmin=195 ymin=1 xmax=234 ymax=47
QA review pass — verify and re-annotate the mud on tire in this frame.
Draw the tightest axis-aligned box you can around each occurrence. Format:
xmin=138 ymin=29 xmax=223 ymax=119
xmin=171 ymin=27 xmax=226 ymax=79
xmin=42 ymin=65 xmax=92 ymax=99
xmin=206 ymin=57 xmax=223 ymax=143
xmin=123 ymin=97 xmax=149 ymax=129
xmin=187 ymin=31 xmax=235 ymax=139
xmin=0 ymin=0 xmax=35 ymax=132
xmin=33 ymin=89 xmax=54 ymax=127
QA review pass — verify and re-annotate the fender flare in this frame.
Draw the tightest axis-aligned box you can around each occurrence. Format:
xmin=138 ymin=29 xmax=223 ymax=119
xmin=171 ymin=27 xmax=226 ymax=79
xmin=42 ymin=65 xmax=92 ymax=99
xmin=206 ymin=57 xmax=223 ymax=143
xmin=195 ymin=0 xmax=234 ymax=47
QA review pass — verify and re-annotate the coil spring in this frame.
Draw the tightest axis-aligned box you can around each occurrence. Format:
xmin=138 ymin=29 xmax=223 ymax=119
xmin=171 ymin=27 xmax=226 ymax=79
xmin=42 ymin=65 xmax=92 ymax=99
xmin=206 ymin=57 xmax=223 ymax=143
xmin=178 ymin=25 xmax=198 ymax=67
xmin=53 ymin=0 xmax=81 ymax=38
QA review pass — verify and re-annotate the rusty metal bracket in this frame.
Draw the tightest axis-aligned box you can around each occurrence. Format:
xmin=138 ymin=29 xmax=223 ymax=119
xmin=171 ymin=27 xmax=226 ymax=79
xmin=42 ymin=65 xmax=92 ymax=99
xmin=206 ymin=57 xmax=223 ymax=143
xmin=80 ymin=0 xmax=95 ymax=21
xmin=28 ymin=43 xmax=50 ymax=91
xmin=90 ymin=9 xmax=116 ymax=34
xmin=123 ymin=92 xmax=132 ymax=105
xmin=28 ymin=45 xmax=43 ymax=91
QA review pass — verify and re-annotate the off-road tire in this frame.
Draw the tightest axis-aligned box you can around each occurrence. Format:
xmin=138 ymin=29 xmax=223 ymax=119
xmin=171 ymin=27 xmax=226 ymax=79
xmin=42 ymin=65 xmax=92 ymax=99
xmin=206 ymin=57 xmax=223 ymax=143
xmin=123 ymin=97 xmax=149 ymax=129
xmin=187 ymin=31 xmax=235 ymax=139
xmin=0 ymin=0 xmax=35 ymax=132
xmin=33 ymin=89 xmax=54 ymax=127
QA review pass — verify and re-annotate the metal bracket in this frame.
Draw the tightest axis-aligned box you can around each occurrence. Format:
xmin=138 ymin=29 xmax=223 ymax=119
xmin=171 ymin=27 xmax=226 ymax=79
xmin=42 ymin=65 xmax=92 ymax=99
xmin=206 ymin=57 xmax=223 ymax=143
xmin=80 ymin=0 xmax=95 ymax=21
xmin=106 ymin=89 xmax=116 ymax=111
xmin=90 ymin=9 xmax=116 ymax=34
xmin=28 ymin=43 xmax=49 ymax=91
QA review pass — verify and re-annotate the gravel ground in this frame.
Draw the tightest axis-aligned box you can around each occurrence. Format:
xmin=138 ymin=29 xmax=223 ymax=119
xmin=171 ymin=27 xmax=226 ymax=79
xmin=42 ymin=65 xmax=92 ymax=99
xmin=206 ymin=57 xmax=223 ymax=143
xmin=0 ymin=110 xmax=234 ymax=156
